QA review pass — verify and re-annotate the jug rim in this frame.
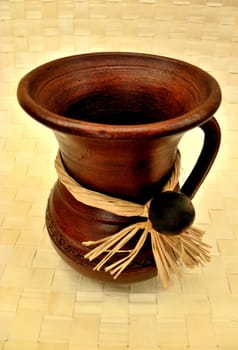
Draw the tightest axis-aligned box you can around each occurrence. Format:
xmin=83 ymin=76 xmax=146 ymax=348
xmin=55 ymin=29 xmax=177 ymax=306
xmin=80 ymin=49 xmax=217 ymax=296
xmin=17 ymin=52 xmax=221 ymax=139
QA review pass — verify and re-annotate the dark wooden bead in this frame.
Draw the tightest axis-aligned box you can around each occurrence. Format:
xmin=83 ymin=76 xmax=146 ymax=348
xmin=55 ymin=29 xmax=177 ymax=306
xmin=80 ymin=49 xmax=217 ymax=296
xmin=149 ymin=191 xmax=195 ymax=235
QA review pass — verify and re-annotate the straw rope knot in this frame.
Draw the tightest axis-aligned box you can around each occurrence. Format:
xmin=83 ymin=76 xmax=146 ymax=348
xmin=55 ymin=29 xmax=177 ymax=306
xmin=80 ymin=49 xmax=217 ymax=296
xmin=55 ymin=151 xmax=211 ymax=288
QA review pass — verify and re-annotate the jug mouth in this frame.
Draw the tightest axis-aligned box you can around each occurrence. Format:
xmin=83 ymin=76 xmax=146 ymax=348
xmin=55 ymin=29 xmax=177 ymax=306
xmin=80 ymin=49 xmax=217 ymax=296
xmin=17 ymin=52 xmax=221 ymax=139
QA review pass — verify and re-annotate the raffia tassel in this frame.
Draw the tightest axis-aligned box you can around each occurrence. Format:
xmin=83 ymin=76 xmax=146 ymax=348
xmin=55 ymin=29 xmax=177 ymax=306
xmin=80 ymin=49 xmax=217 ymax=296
xmin=83 ymin=222 xmax=211 ymax=288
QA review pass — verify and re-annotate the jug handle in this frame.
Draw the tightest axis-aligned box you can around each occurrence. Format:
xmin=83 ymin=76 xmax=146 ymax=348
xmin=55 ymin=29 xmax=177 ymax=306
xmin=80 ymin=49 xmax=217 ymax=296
xmin=180 ymin=116 xmax=221 ymax=199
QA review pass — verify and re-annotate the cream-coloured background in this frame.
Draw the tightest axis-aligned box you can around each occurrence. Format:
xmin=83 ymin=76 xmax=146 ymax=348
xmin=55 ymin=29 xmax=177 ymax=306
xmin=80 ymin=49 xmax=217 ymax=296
xmin=1 ymin=0 xmax=238 ymax=349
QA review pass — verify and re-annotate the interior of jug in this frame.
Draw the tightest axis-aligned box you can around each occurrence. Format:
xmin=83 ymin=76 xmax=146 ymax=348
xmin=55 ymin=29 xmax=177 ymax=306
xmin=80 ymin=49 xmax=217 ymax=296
xmin=24 ymin=54 xmax=212 ymax=125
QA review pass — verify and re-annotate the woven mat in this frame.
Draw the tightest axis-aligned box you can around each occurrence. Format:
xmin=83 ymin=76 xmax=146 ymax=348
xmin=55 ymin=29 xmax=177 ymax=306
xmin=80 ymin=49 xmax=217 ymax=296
xmin=1 ymin=1 xmax=238 ymax=349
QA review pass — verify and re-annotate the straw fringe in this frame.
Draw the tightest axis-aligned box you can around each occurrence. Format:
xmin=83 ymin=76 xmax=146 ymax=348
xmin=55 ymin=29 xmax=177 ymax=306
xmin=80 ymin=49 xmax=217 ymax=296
xmin=83 ymin=221 xmax=209 ymax=288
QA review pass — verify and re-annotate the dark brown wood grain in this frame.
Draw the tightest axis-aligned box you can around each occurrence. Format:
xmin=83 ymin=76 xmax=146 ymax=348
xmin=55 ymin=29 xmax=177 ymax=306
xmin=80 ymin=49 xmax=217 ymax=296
xmin=17 ymin=52 xmax=221 ymax=282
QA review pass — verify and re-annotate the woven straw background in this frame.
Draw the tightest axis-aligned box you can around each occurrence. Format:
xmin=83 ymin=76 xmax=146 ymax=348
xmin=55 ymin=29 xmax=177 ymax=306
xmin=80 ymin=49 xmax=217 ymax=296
xmin=1 ymin=0 xmax=238 ymax=349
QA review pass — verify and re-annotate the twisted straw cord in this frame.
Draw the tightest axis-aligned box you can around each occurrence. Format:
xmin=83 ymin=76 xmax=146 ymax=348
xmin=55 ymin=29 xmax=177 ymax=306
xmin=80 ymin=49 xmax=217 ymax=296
xmin=55 ymin=151 xmax=181 ymax=218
